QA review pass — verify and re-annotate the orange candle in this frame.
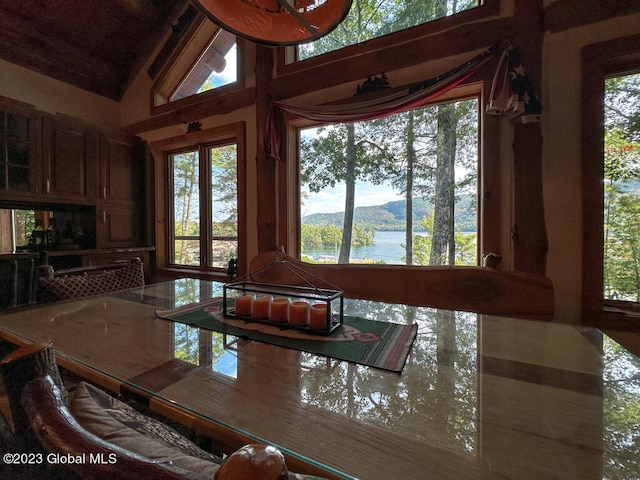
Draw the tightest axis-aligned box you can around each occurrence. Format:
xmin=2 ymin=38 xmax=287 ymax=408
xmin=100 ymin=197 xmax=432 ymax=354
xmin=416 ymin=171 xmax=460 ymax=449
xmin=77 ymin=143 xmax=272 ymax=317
xmin=252 ymin=295 xmax=272 ymax=319
xmin=309 ymin=303 xmax=328 ymax=330
xmin=270 ymin=297 xmax=290 ymax=322
xmin=289 ymin=301 xmax=309 ymax=326
xmin=234 ymin=294 xmax=253 ymax=316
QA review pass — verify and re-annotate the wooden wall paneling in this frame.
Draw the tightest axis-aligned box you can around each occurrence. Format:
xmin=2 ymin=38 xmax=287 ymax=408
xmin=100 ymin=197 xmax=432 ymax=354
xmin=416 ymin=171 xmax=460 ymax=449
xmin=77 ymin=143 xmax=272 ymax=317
xmin=544 ymin=0 xmax=640 ymax=34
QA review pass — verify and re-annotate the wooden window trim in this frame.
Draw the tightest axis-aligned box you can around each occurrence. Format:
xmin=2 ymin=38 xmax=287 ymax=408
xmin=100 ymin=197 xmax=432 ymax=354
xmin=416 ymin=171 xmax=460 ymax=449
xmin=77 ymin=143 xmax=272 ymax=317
xmin=281 ymin=79 xmax=501 ymax=266
xmin=150 ymin=122 xmax=247 ymax=278
xmin=276 ymin=0 xmax=500 ymax=76
xmin=149 ymin=14 xmax=246 ymax=117
xmin=582 ymin=34 xmax=640 ymax=330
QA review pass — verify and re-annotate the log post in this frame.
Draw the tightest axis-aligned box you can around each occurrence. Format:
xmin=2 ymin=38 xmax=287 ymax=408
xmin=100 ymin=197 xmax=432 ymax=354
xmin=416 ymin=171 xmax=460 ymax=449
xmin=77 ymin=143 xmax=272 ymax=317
xmin=255 ymin=45 xmax=278 ymax=253
xmin=513 ymin=122 xmax=548 ymax=273
xmin=512 ymin=0 xmax=548 ymax=275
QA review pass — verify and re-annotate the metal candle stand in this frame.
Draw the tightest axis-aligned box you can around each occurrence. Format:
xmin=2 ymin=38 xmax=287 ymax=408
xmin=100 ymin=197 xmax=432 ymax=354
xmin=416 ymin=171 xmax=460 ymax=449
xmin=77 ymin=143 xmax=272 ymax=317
xmin=223 ymin=250 xmax=344 ymax=336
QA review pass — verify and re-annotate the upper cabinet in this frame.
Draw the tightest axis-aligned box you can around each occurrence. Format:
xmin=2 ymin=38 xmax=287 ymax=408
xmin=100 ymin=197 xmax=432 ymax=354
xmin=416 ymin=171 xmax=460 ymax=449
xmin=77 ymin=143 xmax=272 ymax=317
xmin=99 ymin=130 xmax=142 ymax=207
xmin=96 ymin=131 xmax=144 ymax=247
xmin=0 ymin=97 xmax=39 ymax=200
xmin=42 ymin=114 xmax=96 ymax=203
xmin=0 ymin=95 xmax=147 ymax=249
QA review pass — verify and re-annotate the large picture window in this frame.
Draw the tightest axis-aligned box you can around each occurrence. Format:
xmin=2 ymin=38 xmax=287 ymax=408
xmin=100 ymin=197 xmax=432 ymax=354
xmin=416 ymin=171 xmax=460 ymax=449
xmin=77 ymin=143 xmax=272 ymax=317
xmin=164 ymin=124 xmax=245 ymax=273
xmin=298 ymin=96 xmax=479 ymax=266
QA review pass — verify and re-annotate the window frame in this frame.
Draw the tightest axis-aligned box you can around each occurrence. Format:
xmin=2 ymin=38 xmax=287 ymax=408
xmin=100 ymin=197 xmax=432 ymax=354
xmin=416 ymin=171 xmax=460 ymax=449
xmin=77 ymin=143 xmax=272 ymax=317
xmin=282 ymin=82 xmax=501 ymax=265
xmin=276 ymin=0 xmax=499 ymax=75
xmin=167 ymin=146 xmax=204 ymax=268
xmin=152 ymin=122 xmax=246 ymax=279
xmin=150 ymin=16 xmax=245 ymax=117
xmin=582 ymin=33 xmax=640 ymax=326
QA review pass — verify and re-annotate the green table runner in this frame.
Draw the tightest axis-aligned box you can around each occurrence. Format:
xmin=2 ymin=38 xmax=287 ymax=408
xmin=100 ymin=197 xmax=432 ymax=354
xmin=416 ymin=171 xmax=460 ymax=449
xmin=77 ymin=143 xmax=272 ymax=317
xmin=156 ymin=298 xmax=417 ymax=373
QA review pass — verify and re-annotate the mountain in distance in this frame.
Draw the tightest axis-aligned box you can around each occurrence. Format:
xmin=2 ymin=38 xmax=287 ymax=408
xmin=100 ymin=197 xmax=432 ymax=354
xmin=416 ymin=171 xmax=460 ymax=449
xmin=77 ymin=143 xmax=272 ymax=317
xmin=302 ymin=196 xmax=477 ymax=232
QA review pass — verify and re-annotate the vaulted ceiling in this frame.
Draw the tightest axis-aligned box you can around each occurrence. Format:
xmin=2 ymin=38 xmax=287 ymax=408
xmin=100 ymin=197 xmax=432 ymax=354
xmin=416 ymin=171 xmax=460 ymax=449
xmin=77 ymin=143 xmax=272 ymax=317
xmin=0 ymin=0 xmax=189 ymax=101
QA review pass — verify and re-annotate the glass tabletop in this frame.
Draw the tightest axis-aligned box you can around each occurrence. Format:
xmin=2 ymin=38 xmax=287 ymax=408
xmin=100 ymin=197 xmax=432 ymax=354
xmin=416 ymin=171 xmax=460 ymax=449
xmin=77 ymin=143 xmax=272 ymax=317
xmin=0 ymin=278 xmax=638 ymax=479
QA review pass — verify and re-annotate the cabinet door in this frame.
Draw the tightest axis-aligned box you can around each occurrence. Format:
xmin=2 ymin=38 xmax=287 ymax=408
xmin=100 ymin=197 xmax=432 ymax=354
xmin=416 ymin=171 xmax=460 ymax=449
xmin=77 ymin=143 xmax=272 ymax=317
xmin=99 ymin=132 xmax=142 ymax=206
xmin=0 ymin=99 xmax=39 ymax=200
xmin=96 ymin=205 xmax=142 ymax=248
xmin=43 ymin=115 xmax=96 ymax=202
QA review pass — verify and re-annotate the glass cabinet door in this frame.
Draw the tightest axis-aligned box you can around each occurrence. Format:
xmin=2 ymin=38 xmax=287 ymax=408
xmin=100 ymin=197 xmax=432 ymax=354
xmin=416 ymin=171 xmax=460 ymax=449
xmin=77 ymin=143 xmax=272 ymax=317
xmin=0 ymin=102 xmax=38 ymax=199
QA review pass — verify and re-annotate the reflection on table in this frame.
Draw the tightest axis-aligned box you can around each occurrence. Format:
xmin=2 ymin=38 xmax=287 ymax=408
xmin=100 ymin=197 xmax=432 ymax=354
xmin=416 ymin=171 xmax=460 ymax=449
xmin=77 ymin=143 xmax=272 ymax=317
xmin=0 ymin=278 xmax=638 ymax=480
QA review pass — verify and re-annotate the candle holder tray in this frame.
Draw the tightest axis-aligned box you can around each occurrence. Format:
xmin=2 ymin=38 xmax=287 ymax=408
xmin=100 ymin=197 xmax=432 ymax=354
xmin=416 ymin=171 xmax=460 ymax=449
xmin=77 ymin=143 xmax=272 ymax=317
xmin=223 ymin=280 xmax=344 ymax=336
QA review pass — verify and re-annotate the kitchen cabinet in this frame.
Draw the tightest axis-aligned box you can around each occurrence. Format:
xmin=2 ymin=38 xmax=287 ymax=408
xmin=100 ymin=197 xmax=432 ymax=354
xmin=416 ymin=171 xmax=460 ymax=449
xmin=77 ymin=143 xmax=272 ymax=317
xmin=96 ymin=131 xmax=144 ymax=248
xmin=96 ymin=205 xmax=142 ymax=248
xmin=42 ymin=114 xmax=96 ymax=203
xmin=0 ymin=96 xmax=149 ymax=258
xmin=99 ymin=130 xmax=143 ymax=206
xmin=0 ymin=97 xmax=39 ymax=200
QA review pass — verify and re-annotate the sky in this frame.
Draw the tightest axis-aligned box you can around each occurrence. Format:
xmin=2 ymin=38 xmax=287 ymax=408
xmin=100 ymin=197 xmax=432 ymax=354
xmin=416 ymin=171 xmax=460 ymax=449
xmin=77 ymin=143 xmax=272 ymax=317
xmin=299 ymin=126 xmax=405 ymax=216
xmin=300 ymin=181 xmax=404 ymax=217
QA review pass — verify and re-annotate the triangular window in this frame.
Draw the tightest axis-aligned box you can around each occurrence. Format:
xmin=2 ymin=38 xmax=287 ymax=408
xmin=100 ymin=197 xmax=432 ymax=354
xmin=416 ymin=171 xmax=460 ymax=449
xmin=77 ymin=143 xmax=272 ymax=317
xmin=153 ymin=14 xmax=239 ymax=110
xmin=171 ymin=29 xmax=237 ymax=101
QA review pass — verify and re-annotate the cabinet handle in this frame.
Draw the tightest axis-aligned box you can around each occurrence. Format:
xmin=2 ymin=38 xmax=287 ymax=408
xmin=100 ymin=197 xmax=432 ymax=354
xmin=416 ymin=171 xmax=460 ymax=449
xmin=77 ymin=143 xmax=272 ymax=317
xmin=102 ymin=186 xmax=106 ymax=199
xmin=46 ymin=179 xmax=50 ymax=194
xmin=101 ymin=210 xmax=106 ymax=223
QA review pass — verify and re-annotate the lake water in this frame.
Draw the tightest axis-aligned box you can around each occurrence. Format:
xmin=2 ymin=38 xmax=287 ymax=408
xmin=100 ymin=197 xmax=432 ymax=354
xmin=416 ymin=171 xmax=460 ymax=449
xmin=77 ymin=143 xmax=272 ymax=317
xmin=302 ymin=230 xmax=411 ymax=264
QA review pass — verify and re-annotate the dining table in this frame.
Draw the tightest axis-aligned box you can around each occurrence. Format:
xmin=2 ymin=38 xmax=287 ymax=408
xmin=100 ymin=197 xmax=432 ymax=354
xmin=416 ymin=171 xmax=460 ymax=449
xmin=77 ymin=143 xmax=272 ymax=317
xmin=0 ymin=278 xmax=638 ymax=480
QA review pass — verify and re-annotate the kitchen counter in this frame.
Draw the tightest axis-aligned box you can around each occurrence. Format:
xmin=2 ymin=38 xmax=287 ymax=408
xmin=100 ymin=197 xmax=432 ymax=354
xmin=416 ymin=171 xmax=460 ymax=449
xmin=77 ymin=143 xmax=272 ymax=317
xmin=4 ymin=245 xmax=155 ymax=256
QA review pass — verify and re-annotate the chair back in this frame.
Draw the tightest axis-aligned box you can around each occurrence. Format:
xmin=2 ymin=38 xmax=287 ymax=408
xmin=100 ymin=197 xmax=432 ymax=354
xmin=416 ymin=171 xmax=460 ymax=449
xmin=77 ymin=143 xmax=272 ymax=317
xmin=38 ymin=257 xmax=145 ymax=303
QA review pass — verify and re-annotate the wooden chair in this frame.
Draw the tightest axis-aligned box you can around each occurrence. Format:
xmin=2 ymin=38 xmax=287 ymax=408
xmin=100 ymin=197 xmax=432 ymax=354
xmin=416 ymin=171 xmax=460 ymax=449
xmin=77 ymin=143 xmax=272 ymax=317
xmin=249 ymin=250 xmax=555 ymax=319
xmin=0 ymin=343 xmax=310 ymax=480
xmin=37 ymin=257 xmax=145 ymax=303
